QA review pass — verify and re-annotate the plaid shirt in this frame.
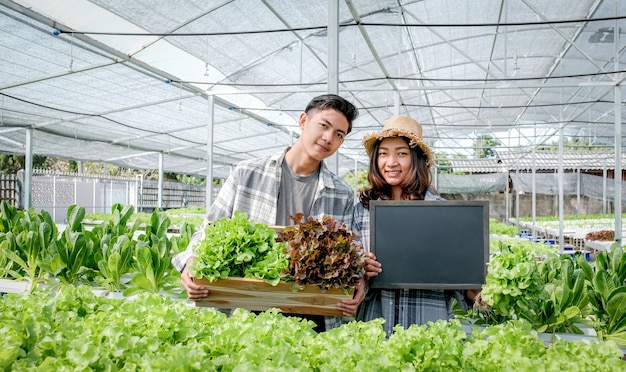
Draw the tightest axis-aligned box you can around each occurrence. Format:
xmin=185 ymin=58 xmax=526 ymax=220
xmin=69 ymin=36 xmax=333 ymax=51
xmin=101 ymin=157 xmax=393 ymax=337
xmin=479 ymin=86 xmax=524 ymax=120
xmin=172 ymin=148 xmax=354 ymax=331
xmin=353 ymin=190 xmax=468 ymax=336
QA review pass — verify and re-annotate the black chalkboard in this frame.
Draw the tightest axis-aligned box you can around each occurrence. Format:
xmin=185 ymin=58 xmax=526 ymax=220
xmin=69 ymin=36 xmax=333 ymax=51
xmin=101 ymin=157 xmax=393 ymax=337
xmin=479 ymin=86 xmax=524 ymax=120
xmin=369 ymin=200 xmax=488 ymax=289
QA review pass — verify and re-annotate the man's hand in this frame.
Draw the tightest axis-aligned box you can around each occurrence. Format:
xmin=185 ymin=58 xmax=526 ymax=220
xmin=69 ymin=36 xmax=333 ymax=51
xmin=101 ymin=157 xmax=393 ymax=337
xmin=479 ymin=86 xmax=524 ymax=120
xmin=363 ymin=252 xmax=382 ymax=279
xmin=180 ymin=257 xmax=210 ymax=301
xmin=336 ymin=277 xmax=366 ymax=317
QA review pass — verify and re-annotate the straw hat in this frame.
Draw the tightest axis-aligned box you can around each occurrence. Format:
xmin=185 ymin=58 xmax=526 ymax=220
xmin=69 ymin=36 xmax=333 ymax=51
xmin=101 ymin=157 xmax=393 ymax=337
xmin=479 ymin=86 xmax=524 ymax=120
xmin=363 ymin=115 xmax=434 ymax=167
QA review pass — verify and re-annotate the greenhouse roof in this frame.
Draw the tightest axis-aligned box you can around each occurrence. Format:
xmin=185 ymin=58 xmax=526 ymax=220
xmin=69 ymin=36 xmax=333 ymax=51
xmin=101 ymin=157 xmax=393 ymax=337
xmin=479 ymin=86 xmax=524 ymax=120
xmin=449 ymin=150 xmax=626 ymax=172
xmin=1 ymin=0 xmax=625 ymax=179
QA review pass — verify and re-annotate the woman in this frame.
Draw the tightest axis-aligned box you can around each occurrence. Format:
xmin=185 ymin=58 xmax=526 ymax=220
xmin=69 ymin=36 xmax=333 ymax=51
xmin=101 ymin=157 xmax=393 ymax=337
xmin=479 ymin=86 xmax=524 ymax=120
xmin=353 ymin=115 xmax=478 ymax=336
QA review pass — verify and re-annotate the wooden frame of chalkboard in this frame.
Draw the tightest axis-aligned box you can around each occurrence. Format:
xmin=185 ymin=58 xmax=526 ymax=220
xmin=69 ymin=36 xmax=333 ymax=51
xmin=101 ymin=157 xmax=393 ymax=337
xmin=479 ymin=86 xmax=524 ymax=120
xmin=369 ymin=200 xmax=488 ymax=289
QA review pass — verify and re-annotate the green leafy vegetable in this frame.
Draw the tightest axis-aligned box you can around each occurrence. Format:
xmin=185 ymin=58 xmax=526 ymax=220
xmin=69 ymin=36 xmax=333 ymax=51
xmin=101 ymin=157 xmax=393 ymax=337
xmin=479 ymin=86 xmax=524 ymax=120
xmin=2 ymin=287 xmax=623 ymax=371
xmin=189 ymin=211 xmax=288 ymax=286
xmin=0 ymin=206 xmax=58 ymax=288
xmin=584 ymin=244 xmax=626 ymax=345
xmin=95 ymin=235 xmax=134 ymax=291
xmin=489 ymin=218 xmax=520 ymax=236
xmin=170 ymin=221 xmax=195 ymax=256
xmin=124 ymin=239 xmax=181 ymax=296
xmin=54 ymin=206 xmax=93 ymax=285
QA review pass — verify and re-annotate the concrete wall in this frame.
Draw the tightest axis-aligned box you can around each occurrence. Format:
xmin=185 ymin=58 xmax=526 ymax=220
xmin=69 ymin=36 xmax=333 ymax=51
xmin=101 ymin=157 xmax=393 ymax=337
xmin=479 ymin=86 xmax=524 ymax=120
xmin=441 ymin=193 xmax=613 ymax=222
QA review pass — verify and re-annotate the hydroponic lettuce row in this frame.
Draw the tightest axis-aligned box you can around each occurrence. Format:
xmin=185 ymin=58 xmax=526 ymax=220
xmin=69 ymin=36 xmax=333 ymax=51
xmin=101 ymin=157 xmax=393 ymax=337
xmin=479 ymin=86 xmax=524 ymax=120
xmin=1 ymin=286 xmax=624 ymax=371
xmin=464 ymin=241 xmax=626 ymax=345
xmin=189 ymin=211 xmax=289 ymax=286
xmin=0 ymin=201 xmax=189 ymax=297
xmin=277 ymin=213 xmax=365 ymax=291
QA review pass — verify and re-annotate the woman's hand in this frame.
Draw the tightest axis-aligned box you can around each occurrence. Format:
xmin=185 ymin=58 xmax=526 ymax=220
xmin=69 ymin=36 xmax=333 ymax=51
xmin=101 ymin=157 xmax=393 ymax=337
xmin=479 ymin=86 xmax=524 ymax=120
xmin=466 ymin=289 xmax=481 ymax=301
xmin=180 ymin=257 xmax=210 ymax=301
xmin=363 ymin=252 xmax=382 ymax=279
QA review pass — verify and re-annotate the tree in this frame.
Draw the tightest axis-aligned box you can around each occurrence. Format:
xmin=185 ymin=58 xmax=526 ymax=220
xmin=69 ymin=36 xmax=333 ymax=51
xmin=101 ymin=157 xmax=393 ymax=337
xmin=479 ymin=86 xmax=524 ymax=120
xmin=536 ymin=136 xmax=605 ymax=151
xmin=342 ymin=168 xmax=369 ymax=191
xmin=435 ymin=152 xmax=467 ymax=174
xmin=473 ymin=135 xmax=502 ymax=158
xmin=0 ymin=154 xmax=47 ymax=174
xmin=164 ymin=173 xmax=206 ymax=185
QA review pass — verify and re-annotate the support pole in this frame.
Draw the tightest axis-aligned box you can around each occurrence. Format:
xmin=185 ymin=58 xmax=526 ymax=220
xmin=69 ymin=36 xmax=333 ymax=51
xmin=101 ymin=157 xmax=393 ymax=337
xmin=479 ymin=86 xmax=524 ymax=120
xmin=558 ymin=125 xmax=564 ymax=248
xmin=614 ymin=1 xmax=622 ymax=244
xmin=515 ymin=167 xmax=520 ymax=227
xmin=157 ymin=152 xmax=163 ymax=209
xmin=603 ymin=160 xmax=607 ymax=215
xmin=614 ymin=84 xmax=622 ymax=244
xmin=576 ymin=168 xmax=581 ymax=215
xmin=326 ymin=0 xmax=340 ymax=175
xmin=531 ymin=146 xmax=537 ymax=240
xmin=23 ymin=128 xmax=33 ymax=210
xmin=206 ymin=95 xmax=215 ymax=209
xmin=505 ymin=170 xmax=510 ymax=224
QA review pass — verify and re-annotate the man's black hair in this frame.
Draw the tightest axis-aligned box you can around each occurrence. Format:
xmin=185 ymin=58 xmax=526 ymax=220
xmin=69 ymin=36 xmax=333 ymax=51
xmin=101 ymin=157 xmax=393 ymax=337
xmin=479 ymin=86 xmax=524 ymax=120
xmin=304 ymin=94 xmax=358 ymax=134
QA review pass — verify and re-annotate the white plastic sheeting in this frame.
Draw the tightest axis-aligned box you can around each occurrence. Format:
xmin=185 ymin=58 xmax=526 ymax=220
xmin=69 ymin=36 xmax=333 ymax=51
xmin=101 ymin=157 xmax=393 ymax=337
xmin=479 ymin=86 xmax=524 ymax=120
xmin=1 ymin=0 xmax=625 ymax=179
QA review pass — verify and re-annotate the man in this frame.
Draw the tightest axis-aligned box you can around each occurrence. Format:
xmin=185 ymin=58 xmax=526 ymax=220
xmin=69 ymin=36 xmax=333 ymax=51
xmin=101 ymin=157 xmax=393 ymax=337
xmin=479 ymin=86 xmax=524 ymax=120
xmin=172 ymin=94 xmax=362 ymax=331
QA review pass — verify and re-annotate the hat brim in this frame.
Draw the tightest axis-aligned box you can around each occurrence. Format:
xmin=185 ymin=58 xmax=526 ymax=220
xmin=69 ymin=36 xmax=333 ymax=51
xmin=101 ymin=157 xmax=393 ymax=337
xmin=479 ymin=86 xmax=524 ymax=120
xmin=363 ymin=128 xmax=434 ymax=167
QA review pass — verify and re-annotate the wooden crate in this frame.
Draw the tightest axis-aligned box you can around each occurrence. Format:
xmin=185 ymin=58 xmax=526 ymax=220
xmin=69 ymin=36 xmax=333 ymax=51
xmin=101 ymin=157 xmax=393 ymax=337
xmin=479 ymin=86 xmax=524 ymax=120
xmin=193 ymin=277 xmax=353 ymax=316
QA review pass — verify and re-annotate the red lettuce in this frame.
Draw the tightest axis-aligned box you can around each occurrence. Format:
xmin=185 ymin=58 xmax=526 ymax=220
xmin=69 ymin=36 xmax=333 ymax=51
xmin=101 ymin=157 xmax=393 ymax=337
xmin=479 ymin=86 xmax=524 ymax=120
xmin=277 ymin=213 xmax=365 ymax=291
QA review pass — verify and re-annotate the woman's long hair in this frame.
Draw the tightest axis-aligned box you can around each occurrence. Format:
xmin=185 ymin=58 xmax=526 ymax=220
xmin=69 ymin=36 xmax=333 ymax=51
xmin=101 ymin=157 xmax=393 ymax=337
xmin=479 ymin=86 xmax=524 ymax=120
xmin=359 ymin=137 xmax=437 ymax=209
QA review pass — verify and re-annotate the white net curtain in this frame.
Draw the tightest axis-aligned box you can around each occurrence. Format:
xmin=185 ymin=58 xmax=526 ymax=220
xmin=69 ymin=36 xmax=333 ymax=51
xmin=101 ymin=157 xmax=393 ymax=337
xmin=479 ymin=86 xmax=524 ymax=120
xmin=0 ymin=1 xmax=624 ymax=190
xmin=2 ymin=1 xmax=625 ymax=176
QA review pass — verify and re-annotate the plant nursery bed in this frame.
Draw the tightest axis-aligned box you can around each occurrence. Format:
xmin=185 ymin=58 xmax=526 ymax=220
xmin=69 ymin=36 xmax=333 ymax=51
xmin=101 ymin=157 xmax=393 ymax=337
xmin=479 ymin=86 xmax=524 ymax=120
xmin=584 ymin=239 xmax=614 ymax=252
xmin=193 ymin=277 xmax=353 ymax=316
xmin=0 ymin=279 xmax=31 ymax=294
xmin=461 ymin=324 xmax=626 ymax=357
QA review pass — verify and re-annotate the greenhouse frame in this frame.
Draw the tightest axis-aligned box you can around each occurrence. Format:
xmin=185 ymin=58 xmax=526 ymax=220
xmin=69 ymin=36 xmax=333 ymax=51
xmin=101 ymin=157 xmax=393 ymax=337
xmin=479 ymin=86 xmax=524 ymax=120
xmin=1 ymin=0 xmax=626 ymax=233
xmin=2 ymin=1 xmax=626 ymax=368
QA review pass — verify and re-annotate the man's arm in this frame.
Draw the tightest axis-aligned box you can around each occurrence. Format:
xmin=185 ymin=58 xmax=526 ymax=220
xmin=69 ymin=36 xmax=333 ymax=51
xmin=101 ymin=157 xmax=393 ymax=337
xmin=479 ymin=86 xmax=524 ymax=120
xmin=172 ymin=165 xmax=242 ymax=272
xmin=171 ymin=219 xmax=208 ymax=272
xmin=172 ymin=168 xmax=241 ymax=300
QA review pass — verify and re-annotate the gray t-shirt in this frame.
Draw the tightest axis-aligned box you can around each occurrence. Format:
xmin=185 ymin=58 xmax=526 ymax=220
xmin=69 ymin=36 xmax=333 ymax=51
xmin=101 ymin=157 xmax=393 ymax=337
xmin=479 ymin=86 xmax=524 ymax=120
xmin=276 ymin=160 xmax=320 ymax=226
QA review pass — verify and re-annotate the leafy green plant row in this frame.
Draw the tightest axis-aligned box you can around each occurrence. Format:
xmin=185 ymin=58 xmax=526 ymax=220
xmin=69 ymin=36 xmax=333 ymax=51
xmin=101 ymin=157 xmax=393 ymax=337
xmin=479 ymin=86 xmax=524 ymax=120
xmin=517 ymin=213 xmax=626 ymax=222
xmin=84 ymin=206 xmax=205 ymax=232
xmin=488 ymin=239 xmax=558 ymax=256
xmin=489 ymin=218 xmax=521 ymax=236
xmin=1 ymin=285 xmax=623 ymax=371
xmin=0 ymin=201 xmax=195 ymax=296
xmin=466 ymin=240 xmax=626 ymax=346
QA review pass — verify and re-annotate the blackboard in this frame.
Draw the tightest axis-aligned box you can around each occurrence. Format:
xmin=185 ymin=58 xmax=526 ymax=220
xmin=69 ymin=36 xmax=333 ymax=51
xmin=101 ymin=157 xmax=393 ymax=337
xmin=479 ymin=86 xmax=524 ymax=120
xmin=369 ymin=200 xmax=488 ymax=289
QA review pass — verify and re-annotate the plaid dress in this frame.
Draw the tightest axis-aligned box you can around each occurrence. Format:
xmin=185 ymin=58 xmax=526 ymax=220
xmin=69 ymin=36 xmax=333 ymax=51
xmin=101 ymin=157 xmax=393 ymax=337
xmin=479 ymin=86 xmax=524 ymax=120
xmin=353 ymin=191 xmax=468 ymax=336
xmin=172 ymin=148 xmax=354 ymax=331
